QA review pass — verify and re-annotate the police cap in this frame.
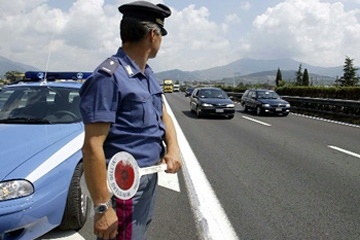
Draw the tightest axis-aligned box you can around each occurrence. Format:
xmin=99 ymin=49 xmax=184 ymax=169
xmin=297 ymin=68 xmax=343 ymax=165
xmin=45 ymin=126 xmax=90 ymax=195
xmin=118 ymin=1 xmax=171 ymax=36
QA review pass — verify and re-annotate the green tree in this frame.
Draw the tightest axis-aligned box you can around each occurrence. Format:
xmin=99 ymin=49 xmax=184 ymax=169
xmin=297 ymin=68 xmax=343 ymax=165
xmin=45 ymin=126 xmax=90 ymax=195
xmin=303 ymin=68 xmax=309 ymax=86
xmin=275 ymin=68 xmax=282 ymax=87
xmin=337 ymin=56 xmax=359 ymax=86
xmin=4 ymin=71 xmax=24 ymax=83
xmin=295 ymin=64 xmax=303 ymax=86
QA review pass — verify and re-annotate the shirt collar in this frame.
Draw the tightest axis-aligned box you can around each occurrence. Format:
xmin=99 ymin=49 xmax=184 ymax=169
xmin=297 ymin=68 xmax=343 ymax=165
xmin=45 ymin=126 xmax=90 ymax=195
xmin=114 ymin=48 xmax=153 ymax=78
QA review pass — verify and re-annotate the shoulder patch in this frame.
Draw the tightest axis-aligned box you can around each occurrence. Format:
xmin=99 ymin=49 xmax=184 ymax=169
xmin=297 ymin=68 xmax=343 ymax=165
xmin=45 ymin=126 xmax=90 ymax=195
xmin=97 ymin=58 xmax=119 ymax=76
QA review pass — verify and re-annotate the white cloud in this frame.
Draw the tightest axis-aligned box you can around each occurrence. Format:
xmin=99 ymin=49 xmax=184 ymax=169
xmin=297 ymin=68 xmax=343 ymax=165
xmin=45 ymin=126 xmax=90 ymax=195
xmin=240 ymin=1 xmax=251 ymax=11
xmin=1 ymin=0 xmax=360 ymax=73
xmin=151 ymin=5 xmax=234 ymax=71
xmin=225 ymin=14 xmax=241 ymax=24
xmin=245 ymin=0 xmax=360 ymax=67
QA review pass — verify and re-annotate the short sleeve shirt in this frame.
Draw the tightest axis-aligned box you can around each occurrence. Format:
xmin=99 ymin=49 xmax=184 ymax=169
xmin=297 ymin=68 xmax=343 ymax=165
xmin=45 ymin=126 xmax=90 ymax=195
xmin=79 ymin=48 xmax=165 ymax=167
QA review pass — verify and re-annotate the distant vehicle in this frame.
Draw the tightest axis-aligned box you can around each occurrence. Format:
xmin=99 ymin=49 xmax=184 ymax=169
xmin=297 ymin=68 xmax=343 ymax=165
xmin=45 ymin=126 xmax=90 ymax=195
xmin=184 ymin=87 xmax=195 ymax=97
xmin=0 ymin=71 xmax=91 ymax=239
xmin=173 ymin=83 xmax=180 ymax=92
xmin=190 ymin=87 xmax=235 ymax=119
xmin=241 ymin=89 xmax=290 ymax=116
xmin=163 ymin=79 xmax=173 ymax=93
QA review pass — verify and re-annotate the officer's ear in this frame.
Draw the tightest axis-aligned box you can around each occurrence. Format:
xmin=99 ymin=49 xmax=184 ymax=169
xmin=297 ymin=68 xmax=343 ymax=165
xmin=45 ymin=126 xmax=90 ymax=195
xmin=150 ymin=29 xmax=161 ymax=42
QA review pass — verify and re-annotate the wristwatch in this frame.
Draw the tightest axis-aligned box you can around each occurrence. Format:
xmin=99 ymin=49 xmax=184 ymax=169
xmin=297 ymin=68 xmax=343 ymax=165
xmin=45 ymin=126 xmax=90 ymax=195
xmin=94 ymin=199 xmax=112 ymax=214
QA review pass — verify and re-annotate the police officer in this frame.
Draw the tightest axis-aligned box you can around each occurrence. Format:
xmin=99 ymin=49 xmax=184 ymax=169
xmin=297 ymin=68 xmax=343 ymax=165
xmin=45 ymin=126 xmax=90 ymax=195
xmin=79 ymin=1 xmax=182 ymax=239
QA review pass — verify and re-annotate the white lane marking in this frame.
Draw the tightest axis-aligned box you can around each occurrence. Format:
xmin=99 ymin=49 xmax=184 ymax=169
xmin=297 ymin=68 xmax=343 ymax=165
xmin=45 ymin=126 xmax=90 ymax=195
xmin=26 ymin=132 xmax=85 ymax=183
xmin=158 ymin=170 xmax=181 ymax=192
xmin=36 ymin=230 xmax=85 ymax=240
xmin=292 ymin=113 xmax=360 ymax=129
xmin=163 ymin=97 xmax=239 ymax=240
xmin=328 ymin=145 xmax=360 ymax=159
xmin=242 ymin=116 xmax=272 ymax=126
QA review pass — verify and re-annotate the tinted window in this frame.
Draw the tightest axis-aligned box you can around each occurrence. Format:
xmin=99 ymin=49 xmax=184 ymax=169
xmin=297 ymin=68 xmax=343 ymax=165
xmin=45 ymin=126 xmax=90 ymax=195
xmin=0 ymin=86 xmax=81 ymax=124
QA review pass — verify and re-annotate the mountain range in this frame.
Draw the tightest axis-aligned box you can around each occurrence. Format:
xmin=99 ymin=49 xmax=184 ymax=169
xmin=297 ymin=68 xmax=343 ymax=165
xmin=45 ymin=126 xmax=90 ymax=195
xmin=155 ymin=58 xmax=343 ymax=86
xmin=1 ymin=55 xmax=344 ymax=86
xmin=0 ymin=56 xmax=39 ymax=77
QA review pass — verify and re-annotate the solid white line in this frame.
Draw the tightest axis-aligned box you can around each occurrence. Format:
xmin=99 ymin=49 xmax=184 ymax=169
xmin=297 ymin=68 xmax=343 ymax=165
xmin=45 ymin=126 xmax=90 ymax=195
xmin=292 ymin=113 xmax=360 ymax=129
xmin=242 ymin=116 xmax=272 ymax=126
xmin=163 ymin=96 xmax=239 ymax=240
xmin=328 ymin=145 xmax=360 ymax=159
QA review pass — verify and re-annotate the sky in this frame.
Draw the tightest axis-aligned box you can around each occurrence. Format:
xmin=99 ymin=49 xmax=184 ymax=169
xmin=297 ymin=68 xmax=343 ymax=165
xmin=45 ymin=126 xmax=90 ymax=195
xmin=1 ymin=0 xmax=360 ymax=73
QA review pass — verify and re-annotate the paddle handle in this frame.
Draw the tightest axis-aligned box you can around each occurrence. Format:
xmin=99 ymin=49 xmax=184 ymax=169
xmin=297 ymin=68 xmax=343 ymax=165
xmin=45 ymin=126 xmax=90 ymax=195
xmin=140 ymin=163 xmax=167 ymax=176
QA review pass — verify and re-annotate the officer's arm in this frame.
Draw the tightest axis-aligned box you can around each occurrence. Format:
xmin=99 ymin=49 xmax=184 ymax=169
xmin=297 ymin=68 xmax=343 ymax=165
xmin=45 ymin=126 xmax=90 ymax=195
xmin=82 ymin=122 xmax=112 ymax=204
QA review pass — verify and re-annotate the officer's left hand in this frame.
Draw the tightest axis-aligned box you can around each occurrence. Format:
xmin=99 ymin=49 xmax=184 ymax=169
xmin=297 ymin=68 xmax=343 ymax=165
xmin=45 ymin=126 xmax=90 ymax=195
xmin=162 ymin=151 xmax=182 ymax=173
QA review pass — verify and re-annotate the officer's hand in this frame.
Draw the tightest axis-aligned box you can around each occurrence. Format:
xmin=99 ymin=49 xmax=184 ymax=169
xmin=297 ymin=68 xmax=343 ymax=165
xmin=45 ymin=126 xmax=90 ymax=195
xmin=94 ymin=207 xmax=118 ymax=240
xmin=162 ymin=151 xmax=182 ymax=173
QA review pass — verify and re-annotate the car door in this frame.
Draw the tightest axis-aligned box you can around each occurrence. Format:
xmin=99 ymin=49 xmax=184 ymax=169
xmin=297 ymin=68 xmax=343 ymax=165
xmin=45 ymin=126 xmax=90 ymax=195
xmin=249 ymin=90 xmax=257 ymax=109
xmin=190 ymin=88 xmax=199 ymax=111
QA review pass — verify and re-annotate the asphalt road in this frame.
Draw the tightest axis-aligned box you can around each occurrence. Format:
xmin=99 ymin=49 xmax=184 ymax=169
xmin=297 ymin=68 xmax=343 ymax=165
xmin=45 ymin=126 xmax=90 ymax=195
xmin=41 ymin=91 xmax=360 ymax=240
xmin=166 ymin=92 xmax=360 ymax=239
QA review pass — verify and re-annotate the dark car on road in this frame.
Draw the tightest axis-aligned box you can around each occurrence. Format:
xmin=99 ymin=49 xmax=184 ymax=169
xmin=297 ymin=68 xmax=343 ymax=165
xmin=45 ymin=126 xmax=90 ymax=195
xmin=241 ymin=89 xmax=290 ymax=116
xmin=190 ymin=87 xmax=235 ymax=119
xmin=184 ymin=87 xmax=195 ymax=97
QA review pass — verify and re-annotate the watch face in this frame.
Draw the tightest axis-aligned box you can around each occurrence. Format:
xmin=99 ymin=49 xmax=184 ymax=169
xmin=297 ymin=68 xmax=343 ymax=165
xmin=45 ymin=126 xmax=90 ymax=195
xmin=95 ymin=204 xmax=108 ymax=213
xmin=95 ymin=199 xmax=111 ymax=213
xmin=98 ymin=205 xmax=107 ymax=213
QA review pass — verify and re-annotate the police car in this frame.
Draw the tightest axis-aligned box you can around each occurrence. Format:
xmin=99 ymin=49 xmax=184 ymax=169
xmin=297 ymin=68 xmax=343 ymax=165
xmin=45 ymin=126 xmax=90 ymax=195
xmin=0 ymin=71 xmax=91 ymax=239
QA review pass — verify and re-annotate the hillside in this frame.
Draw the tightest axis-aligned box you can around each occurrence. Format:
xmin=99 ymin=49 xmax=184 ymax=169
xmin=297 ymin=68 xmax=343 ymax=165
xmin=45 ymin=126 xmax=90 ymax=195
xmin=0 ymin=55 xmax=343 ymax=86
xmin=155 ymin=58 xmax=343 ymax=86
xmin=156 ymin=58 xmax=343 ymax=85
xmin=0 ymin=56 xmax=39 ymax=78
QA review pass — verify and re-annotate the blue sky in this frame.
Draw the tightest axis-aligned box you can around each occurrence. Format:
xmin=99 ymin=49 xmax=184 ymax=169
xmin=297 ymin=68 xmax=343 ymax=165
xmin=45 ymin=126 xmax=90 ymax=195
xmin=1 ymin=0 xmax=360 ymax=73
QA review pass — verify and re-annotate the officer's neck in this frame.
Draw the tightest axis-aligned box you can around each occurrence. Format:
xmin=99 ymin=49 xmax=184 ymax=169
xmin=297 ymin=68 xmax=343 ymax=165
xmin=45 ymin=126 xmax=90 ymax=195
xmin=122 ymin=43 xmax=149 ymax=73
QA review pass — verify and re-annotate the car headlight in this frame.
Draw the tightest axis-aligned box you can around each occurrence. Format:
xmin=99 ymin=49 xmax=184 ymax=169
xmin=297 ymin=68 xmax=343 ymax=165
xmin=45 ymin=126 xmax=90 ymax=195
xmin=201 ymin=103 xmax=212 ymax=107
xmin=0 ymin=180 xmax=34 ymax=201
xmin=226 ymin=103 xmax=235 ymax=107
xmin=262 ymin=104 xmax=270 ymax=107
xmin=286 ymin=104 xmax=291 ymax=107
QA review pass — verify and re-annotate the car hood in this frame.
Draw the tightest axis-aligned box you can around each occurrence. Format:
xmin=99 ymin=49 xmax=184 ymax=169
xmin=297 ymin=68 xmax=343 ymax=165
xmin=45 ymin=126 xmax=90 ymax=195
xmin=258 ymin=98 xmax=289 ymax=105
xmin=0 ymin=123 xmax=83 ymax=181
xmin=200 ymin=98 xmax=234 ymax=105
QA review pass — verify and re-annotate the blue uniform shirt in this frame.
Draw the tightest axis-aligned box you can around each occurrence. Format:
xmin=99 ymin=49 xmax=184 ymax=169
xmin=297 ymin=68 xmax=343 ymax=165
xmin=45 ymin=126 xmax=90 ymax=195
xmin=79 ymin=48 xmax=165 ymax=167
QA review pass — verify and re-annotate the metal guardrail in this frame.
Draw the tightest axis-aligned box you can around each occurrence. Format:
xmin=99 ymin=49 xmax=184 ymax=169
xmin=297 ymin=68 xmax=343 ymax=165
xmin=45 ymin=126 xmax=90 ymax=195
xmin=227 ymin=92 xmax=360 ymax=124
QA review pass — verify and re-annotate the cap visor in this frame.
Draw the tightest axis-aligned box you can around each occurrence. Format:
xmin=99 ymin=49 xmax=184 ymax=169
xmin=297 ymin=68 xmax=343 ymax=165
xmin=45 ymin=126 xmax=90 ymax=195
xmin=161 ymin=28 xmax=167 ymax=36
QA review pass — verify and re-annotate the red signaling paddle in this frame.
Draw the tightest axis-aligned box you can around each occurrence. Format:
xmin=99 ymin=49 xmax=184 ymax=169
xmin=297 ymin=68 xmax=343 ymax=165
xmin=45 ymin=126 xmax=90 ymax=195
xmin=107 ymin=151 xmax=167 ymax=200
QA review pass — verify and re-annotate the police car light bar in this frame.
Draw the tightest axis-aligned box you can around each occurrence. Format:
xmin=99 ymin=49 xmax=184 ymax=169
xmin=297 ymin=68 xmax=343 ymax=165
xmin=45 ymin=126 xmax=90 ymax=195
xmin=24 ymin=71 xmax=92 ymax=81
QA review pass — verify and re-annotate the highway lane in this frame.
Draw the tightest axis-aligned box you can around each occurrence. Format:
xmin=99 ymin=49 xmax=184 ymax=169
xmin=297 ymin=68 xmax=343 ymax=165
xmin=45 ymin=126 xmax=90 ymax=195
xmin=165 ymin=92 xmax=360 ymax=239
xmin=39 ymin=91 xmax=359 ymax=240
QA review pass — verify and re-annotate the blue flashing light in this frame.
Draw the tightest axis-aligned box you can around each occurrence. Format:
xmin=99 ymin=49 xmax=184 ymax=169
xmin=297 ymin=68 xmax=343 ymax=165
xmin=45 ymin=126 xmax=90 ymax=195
xmin=25 ymin=71 xmax=92 ymax=81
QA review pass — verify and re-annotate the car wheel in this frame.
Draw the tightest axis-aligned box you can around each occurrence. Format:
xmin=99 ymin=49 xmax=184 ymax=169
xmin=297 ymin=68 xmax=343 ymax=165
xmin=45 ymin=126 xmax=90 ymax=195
xmin=256 ymin=106 xmax=263 ymax=116
xmin=227 ymin=115 xmax=234 ymax=119
xmin=190 ymin=103 xmax=195 ymax=113
xmin=244 ymin=104 xmax=248 ymax=112
xmin=58 ymin=162 xmax=90 ymax=231
xmin=196 ymin=107 xmax=202 ymax=118
xmin=282 ymin=112 xmax=289 ymax=117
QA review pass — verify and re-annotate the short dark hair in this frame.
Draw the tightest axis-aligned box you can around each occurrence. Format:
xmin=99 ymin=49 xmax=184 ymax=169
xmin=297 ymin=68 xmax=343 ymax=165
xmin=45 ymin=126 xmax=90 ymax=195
xmin=120 ymin=17 xmax=161 ymax=43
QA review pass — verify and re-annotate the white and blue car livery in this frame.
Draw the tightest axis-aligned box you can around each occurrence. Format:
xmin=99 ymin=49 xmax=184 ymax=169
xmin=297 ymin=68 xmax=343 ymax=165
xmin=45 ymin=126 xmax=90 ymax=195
xmin=0 ymin=72 xmax=91 ymax=240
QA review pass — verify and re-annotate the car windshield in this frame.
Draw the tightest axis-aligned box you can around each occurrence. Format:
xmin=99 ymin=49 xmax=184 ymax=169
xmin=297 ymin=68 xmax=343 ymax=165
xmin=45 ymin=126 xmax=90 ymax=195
xmin=257 ymin=91 xmax=280 ymax=99
xmin=0 ymin=86 xmax=81 ymax=124
xmin=199 ymin=89 xmax=228 ymax=99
